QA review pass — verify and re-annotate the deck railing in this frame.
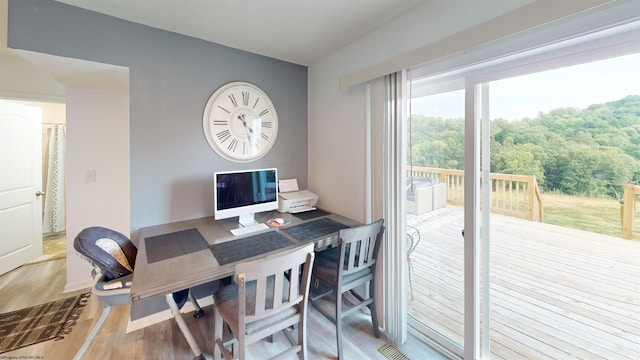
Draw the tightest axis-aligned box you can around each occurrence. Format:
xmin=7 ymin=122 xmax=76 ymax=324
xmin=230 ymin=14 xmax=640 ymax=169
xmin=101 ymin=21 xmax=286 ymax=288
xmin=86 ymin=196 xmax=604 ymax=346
xmin=408 ymin=166 xmax=543 ymax=222
xmin=621 ymin=183 xmax=640 ymax=240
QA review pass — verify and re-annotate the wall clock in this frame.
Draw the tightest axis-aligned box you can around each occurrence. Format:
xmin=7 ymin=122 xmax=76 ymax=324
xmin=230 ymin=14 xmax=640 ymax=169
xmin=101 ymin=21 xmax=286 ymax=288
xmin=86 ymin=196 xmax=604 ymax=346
xmin=203 ymin=82 xmax=278 ymax=162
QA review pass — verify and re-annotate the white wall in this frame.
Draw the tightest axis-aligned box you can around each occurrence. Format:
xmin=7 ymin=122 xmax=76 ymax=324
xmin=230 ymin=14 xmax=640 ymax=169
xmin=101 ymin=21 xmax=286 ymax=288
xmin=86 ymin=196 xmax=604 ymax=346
xmin=65 ymin=87 xmax=130 ymax=291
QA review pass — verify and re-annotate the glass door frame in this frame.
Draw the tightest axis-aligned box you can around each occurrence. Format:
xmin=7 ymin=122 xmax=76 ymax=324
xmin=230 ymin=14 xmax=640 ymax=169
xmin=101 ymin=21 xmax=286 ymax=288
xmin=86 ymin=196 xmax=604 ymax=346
xmin=397 ymin=15 xmax=638 ymax=359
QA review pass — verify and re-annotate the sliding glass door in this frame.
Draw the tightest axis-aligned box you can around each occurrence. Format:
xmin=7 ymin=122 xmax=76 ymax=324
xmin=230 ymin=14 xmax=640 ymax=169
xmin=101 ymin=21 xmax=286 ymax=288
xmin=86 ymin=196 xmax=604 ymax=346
xmin=482 ymin=54 xmax=640 ymax=359
xmin=405 ymin=85 xmax=466 ymax=357
xmin=401 ymin=46 xmax=639 ymax=359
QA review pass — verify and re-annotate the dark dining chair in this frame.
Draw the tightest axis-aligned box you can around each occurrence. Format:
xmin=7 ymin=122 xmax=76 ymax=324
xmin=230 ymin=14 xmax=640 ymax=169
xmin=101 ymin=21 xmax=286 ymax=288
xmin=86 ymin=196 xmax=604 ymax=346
xmin=309 ymin=219 xmax=385 ymax=359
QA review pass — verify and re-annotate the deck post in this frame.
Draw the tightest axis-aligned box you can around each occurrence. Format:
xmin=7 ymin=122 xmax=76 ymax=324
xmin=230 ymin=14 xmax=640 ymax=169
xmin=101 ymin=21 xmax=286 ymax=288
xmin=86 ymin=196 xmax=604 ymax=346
xmin=527 ymin=175 xmax=535 ymax=221
xmin=622 ymin=183 xmax=635 ymax=240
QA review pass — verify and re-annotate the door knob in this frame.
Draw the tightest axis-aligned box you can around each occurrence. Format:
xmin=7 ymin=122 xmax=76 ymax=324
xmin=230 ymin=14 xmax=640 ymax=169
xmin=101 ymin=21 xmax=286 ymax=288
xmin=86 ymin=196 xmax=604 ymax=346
xmin=36 ymin=191 xmax=46 ymax=196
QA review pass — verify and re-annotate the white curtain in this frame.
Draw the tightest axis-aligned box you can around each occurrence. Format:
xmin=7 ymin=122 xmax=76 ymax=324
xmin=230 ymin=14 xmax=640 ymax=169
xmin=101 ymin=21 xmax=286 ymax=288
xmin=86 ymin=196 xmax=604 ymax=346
xmin=43 ymin=124 xmax=66 ymax=233
xmin=383 ymin=71 xmax=409 ymax=345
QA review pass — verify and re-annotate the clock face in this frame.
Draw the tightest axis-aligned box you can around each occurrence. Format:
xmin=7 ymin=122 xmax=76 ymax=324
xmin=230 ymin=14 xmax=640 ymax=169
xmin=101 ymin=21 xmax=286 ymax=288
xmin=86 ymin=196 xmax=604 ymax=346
xmin=203 ymin=82 xmax=278 ymax=162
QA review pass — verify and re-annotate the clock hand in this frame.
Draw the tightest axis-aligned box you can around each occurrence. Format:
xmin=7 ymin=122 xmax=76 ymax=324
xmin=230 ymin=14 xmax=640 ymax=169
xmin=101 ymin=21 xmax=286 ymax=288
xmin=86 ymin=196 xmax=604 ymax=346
xmin=238 ymin=115 xmax=255 ymax=148
xmin=237 ymin=114 xmax=254 ymax=135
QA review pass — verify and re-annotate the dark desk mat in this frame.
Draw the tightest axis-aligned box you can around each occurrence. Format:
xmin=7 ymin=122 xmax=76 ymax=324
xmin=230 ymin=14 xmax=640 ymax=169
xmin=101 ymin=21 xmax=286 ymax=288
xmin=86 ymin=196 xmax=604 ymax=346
xmin=145 ymin=228 xmax=209 ymax=264
xmin=293 ymin=209 xmax=329 ymax=221
xmin=281 ymin=217 xmax=349 ymax=243
xmin=209 ymin=230 xmax=294 ymax=266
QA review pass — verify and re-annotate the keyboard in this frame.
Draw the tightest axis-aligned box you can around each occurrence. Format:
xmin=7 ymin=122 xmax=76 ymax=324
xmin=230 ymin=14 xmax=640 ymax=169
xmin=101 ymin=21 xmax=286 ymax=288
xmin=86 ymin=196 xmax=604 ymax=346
xmin=230 ymin=222 xmax=269 ymax=236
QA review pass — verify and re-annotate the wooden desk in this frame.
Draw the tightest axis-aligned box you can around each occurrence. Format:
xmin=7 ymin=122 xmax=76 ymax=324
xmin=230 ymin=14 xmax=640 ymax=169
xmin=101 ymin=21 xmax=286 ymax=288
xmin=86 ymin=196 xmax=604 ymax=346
xmin=130 ymin=210 xmax=359 ymax=358
xmin=131 ymin=211 xmax=358 ymax=359
xmin=131 ymin=210 xmax=359 ymax=303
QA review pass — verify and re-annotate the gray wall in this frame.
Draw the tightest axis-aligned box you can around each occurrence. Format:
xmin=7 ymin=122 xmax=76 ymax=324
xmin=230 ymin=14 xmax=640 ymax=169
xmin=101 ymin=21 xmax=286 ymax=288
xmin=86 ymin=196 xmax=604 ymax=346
xmin=8 ymin=0 xmax=308 ymax=230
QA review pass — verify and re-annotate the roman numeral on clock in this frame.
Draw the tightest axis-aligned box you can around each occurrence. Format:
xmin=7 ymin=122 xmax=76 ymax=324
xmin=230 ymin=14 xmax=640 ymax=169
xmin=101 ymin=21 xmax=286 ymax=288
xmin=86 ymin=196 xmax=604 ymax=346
xmin=216 ymin=129 xmax=231 ymax=143
xmin=227 ymin=138 xmax=238 ymax=152
xmin=242 ymin=91 xmax=250 ymax=106
xmin=261 ymin=132 xmax=269 ymax=141
xmin=228 ymin=94 xmax=238 ymax=108
xmin=213 ymin=120 xmax=228 ymax=126
xmin=258 ymin=109 xmax=269 ymax=117
xmin=262 ymin=121 xmax=272 ymax=128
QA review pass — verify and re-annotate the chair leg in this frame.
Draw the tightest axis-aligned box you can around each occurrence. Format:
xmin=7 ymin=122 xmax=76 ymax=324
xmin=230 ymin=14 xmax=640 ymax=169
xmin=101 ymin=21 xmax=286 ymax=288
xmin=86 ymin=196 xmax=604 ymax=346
xmin=408 ymin=262 xmax=414 ymax=301
xmin=369 ymin=280 xmax=380 ymax=338
xmin=189 ymin=289 xmax=204 ymax=318
xmin=298 ymin=320 xmax=307 ymax=359
xmin=238 ymin=332 xmax=246 ymax=360
xmin=73 ymin=304 xmax=111 ymax=360
xmin=336 ymin=291 xmax=344 ymax=360
xmin=213 ymin=305 xmax=223 ymax=360
xmin=166 ymin=294 xmax=205 ymax=360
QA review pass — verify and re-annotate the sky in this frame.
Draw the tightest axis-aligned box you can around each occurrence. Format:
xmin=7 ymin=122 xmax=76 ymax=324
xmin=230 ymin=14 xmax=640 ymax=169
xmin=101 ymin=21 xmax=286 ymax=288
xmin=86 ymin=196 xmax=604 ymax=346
xmin=410 ymin=52 xmax=640 ymax=121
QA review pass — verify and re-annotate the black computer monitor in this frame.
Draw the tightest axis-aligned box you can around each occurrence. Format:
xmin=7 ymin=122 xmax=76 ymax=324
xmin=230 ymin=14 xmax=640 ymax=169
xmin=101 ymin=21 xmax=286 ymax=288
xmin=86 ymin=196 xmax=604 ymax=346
xmin=214 ymin=168 xmax=278 ymax=226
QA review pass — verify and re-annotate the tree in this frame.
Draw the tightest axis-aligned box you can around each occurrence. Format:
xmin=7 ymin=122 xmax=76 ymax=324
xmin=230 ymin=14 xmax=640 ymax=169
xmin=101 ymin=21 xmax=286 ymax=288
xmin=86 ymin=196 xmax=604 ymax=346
xmin=593 ymin=148 xmax=639 ymax=197
xmin=408 ymin=94 xmax=639 ymax=196
xmin=409 ymin=115 xmax=464 ymax=169
xmin=492 ymin=144 xmax=546 ymax=185
xmin=544 ymin=144 xmax=599 ymax=195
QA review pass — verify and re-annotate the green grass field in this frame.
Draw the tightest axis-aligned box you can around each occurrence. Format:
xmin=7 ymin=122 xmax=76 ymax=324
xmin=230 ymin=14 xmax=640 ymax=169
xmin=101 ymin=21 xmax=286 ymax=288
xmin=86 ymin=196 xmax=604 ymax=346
xmin=541 ymin=192 xmax=627 ymax=237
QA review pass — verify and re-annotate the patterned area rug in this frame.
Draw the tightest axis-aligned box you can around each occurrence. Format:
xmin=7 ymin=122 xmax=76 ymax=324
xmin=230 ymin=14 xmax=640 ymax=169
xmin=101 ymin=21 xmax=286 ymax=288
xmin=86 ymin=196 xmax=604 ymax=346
xmin=0 ymin=292 xmax=90 ymax=353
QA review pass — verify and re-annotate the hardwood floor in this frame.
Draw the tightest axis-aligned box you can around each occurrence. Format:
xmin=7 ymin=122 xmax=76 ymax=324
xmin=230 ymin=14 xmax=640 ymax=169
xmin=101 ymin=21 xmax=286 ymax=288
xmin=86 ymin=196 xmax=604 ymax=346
xmin=0 ymin=259 xmax=444 ymax=360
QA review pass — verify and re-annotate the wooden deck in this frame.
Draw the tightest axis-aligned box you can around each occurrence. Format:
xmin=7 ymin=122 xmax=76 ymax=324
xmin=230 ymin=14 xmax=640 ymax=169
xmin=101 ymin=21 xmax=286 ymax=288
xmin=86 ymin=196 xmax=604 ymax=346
xmin=407 ymin=206 xmax=640 ymax=360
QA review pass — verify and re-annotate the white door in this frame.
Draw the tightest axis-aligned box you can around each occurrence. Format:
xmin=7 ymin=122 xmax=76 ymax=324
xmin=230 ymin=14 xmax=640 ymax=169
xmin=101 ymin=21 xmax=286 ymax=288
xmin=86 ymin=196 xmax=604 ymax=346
xmin=0 ymin=100 xmax=43 ymax=275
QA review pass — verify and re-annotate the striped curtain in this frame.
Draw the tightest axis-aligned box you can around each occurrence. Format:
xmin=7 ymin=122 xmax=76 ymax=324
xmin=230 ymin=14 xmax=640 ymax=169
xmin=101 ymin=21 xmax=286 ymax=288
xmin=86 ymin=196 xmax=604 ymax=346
xmin=43 ymin=124 xmax=66 ymax=233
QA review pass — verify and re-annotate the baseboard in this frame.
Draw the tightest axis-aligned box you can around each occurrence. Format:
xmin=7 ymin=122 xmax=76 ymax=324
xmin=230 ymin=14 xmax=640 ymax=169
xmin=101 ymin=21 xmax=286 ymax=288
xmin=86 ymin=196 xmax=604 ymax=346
xmin=64 ymin=279 xmax=94 ymax=293
xmin=126 ymin=295 xmax=214 ymax=333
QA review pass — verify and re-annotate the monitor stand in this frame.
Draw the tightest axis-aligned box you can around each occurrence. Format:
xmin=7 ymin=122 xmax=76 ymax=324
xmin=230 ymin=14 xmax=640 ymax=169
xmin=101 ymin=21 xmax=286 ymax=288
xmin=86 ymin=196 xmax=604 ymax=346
xmin=238 ymin=213 xmax=258 ymax=227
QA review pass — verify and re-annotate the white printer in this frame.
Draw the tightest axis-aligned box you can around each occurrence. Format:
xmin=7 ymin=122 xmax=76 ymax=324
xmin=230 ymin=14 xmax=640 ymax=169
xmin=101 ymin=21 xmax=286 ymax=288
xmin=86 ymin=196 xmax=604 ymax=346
xmin=277 ymin=178 xmax=319 ymax=213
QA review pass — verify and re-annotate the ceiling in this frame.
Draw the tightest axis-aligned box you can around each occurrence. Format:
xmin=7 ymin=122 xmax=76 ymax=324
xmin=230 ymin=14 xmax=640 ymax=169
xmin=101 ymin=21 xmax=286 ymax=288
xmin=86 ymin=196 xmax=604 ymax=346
xmin=0 ymin=0 xmax=129 ymax=94
xmin=2 ymin=0 xmax=424 ymax=96
xmin=56 ymin=0 xmax=425 ymax=66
